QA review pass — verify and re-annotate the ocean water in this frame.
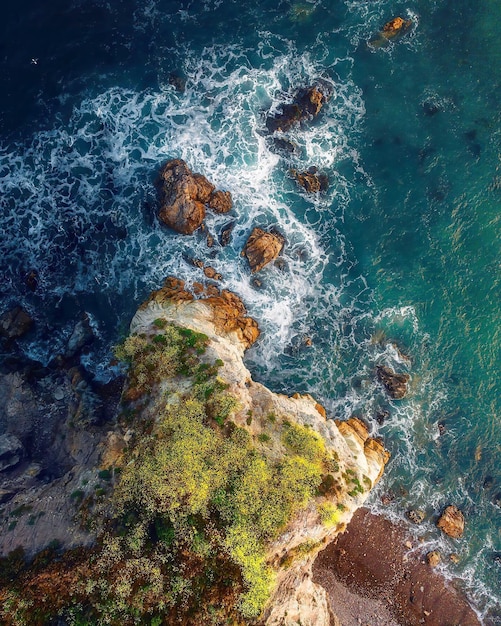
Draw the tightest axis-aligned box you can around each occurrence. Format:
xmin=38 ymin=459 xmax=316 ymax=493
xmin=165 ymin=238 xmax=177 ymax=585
xmin=0 ymin=0 xmax=500 ymax=622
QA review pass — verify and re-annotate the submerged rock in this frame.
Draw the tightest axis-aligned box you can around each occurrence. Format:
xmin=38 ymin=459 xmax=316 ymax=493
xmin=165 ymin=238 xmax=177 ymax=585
xmin=242 ymin=227 xmax=285 ymax=273
xmin=157 ymin=159 xmax=232 ymax=235
xmin=437 ymin=505 xmax=465 ymax=538
xmin=0 ymin=306 xmax=34 ymax=340
xmin=377 ymin=365 xmax=410 ymax=399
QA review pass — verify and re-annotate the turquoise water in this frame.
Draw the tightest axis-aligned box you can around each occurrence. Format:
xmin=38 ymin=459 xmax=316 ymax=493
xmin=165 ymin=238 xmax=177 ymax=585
xmin=0 ymin=0 xmax=499 ymax=621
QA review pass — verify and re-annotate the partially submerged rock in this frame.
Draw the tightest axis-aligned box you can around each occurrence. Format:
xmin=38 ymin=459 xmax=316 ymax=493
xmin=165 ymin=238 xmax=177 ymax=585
xmin=406 ymin=509 xmax=426 ymax=524
xmin=0 ymin=306 xmax=34 ymax=340
xmin=242 ymin=227 xmax=285 ymax=273
xmin=377 ymin=365 xmax=410 ymax=399
xmin=157 ymin=159 xmax=232 ymax=234
xmin=426 ymin=550 xmax=441 ymax=567
xmin=65 ymin=313 xmax=95 ymax=359
xmin=266 ymin=85 xmax=331 ymax=133
xmin=291 ymin=167 xmax=328 ymax=193
xmin=370 ymin=16 xmax=413 ymax=48
xmin=437 ymin=505 xmax=465 ymax=539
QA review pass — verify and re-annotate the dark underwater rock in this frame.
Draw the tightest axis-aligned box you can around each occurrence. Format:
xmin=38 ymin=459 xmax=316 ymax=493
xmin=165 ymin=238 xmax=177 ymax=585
xmin=0 ymin=306 xmax=34 ymax=340
xmin=376 ymin=365 xmax=410 ymax=399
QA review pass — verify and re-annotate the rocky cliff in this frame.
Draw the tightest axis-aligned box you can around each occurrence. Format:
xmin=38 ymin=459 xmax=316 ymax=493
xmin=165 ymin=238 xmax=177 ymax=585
xmin=0 ymin=279 xmax=388 ymax=625
xmin=130 ymin=278 xmax=389 ymax=625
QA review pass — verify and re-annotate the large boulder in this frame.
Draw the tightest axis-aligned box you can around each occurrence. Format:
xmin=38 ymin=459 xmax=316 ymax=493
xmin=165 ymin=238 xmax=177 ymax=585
xmin=242 ymin=227 xmax=285 ymax=273
xmin=266 ymin=85 xmax=331 ymax=133
xmin=0 ymin=306 xmax=34 ymax=340
xmin=377 ymin=365 xmax=410 ymax=399
xmin=437 ymin=505 xmax=465 ymax=539
xmin=157 ymin=160 xmax=233 ymax=235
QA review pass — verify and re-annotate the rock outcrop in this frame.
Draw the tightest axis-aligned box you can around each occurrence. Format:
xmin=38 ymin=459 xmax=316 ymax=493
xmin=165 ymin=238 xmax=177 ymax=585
xmin=242 ymin=227 xmax=285 ymax=273
xmin=266 ymin=85 xmax=331 ymax=133
xmin=0 ymin=306 xmax=34 ymax=340
xmin=437 ymin=505 xmax=465 ymax=539
xmin=157 ymin=159 xmax=232 ymax=234
xmin=291 ymin=168 xmax=328 ymax=193
xmin=377 ymin=365 xmax=410 ymax=399
xmin=131 ymin=282 xmax=389 ymax=626
xmin=369 ymin=16 xmax=413 ymax=48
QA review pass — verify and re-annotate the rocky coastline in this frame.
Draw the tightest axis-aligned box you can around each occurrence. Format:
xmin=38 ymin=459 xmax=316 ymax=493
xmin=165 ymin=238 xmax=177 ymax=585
xmin=0 ymin=78 xmax=484 ymax=624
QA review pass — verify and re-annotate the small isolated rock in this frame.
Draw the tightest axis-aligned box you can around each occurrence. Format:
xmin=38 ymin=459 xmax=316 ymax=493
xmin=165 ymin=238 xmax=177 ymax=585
xmin=426 ymin=550 xmax=441 ymax=567
xmin=291 ymin=168 xmax=328 ymax=193
xmin=377 ymin=365 xmax=410 ymax=399
xmin=266 ymin=85 xmax=330 ymax=133
xmin=450 ymin=553 xmax=460 ymax=564
xmin=437 ymin=505 xmax=465 ymax=538
xmin=242 ymin=227 xmax=285 ymax=273
xmin=203 ymin=266 xmax=222 ymax=281
xmin=0 ymin=434 xmax=24 ymax=472
xmin=406 ymin=509 xmax=426 ymax=524
xmin=369 ymin=16 xmax=413 ymax=48
xmin=0 ymin=306 xmax=34 ymax=340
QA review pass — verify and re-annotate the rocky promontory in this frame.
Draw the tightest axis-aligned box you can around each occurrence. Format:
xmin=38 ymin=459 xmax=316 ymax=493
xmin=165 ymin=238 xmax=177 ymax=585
xmin=0 ymin=279 xmax=389 ymax=625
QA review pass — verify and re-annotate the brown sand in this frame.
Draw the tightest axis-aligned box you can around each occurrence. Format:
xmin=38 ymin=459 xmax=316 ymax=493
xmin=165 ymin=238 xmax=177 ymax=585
xmin=313 ymin=508 xmax=482 ymax=626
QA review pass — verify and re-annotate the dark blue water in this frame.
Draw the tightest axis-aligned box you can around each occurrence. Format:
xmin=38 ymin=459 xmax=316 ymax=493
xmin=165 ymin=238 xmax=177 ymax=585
xmin=1 ymin=1 xmax=500 ymax=622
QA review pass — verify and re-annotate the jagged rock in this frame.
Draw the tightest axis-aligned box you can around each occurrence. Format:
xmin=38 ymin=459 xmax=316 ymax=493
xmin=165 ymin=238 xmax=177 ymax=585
xmin=437 ymin=505 xmax=465 ymax=538
xmin=266 ymin=85 xmax=330 ymax=133
xmin=406 ymin=509 xmax=426 ymax=524
xmin=291 ymin=167 xmax=328 ymax=192
xmin=207 ymin=190 xmax=233 ymax=213
xmin=219 ymin=221 xmax=235 ymax=247
xmin=24 ymin=270 xmax=38 ymax=292
xmin=369 ymin=16 xmax=413 ymax=48
xmin=203 ymin=266 xmax=222 ymax=281
xmin=270 ymin=136 xmax=299 ymax=156
xmin=242 ymin=227 xmax=285 ymax=273
xmin=0 ymin=306 xmax=34 ymax=340
xmin=168 ymin=72 xmax=186 ymax=93
xmin=0 ymin=434 xmax=23 ymax=472
xmin=377 ymin=365 xmax=410 ymax=399
xmin=426 ymin=550 xmax=441 ymax=567
xmin=157 ymin=160 xmax=232 ymax=235
xmin=65 ymin=313 xmax=94 ymax=358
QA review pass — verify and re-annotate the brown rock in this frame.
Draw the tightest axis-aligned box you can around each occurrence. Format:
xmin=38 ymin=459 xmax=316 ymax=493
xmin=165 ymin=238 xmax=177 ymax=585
xmin=0 ymin=306 xmax=34 ymax=340
xmin=291 ymin=168 xmax=329 ymax=193
xmin=208 ymin=190 xmax=233 ymax=214
xmin=426 ymin=550 xmax=441 ymax=567
xmin=266 ymin=85 xmax=330 ymax=133
xmin=377 ymin=365 xmax=410 ymax=399
xmin=437 ymin=505 xmax=465 ymax=539
xmin=203 ymin=266 xmax=222 ymax=281
xmin=242 ymin=227 xmax=285 ymax=273
xmin=157 ymin=159 xmax=213 ymax=234
xmin=219 ymin=222 xmax=235 ymax=247
xmin=315 ymin=403 xmax=327 ymax=419
xmin=370 ymin=16 xmax=413 ymax=48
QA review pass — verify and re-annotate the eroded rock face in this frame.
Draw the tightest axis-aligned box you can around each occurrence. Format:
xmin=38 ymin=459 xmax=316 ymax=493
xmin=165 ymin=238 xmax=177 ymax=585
xmin=242 ymin=227 xmax=285 ymax=273
xmin=266 ymin=85 xmax=331 ymax=133
xmin=157 ymin=159 xmax=233 ymax=234
xmin=437 ymin=505 xmax=465 ymax=539
xmin=0 ymin=306 xmax=34 ymax=340
xmin=377 ymin=365 xmax=410 ymax=399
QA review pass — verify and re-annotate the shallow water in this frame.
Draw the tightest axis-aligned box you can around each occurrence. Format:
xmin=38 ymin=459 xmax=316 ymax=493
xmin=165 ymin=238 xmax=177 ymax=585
xmin=0 ymin=0 xmax=500 ymax=621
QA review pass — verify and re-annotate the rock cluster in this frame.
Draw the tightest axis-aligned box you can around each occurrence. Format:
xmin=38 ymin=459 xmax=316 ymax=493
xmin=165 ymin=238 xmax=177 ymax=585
xmin=0 ymin=306 xmax=33 ymax=340
xmin=157 ymin=159 xmax=232 ymax=234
